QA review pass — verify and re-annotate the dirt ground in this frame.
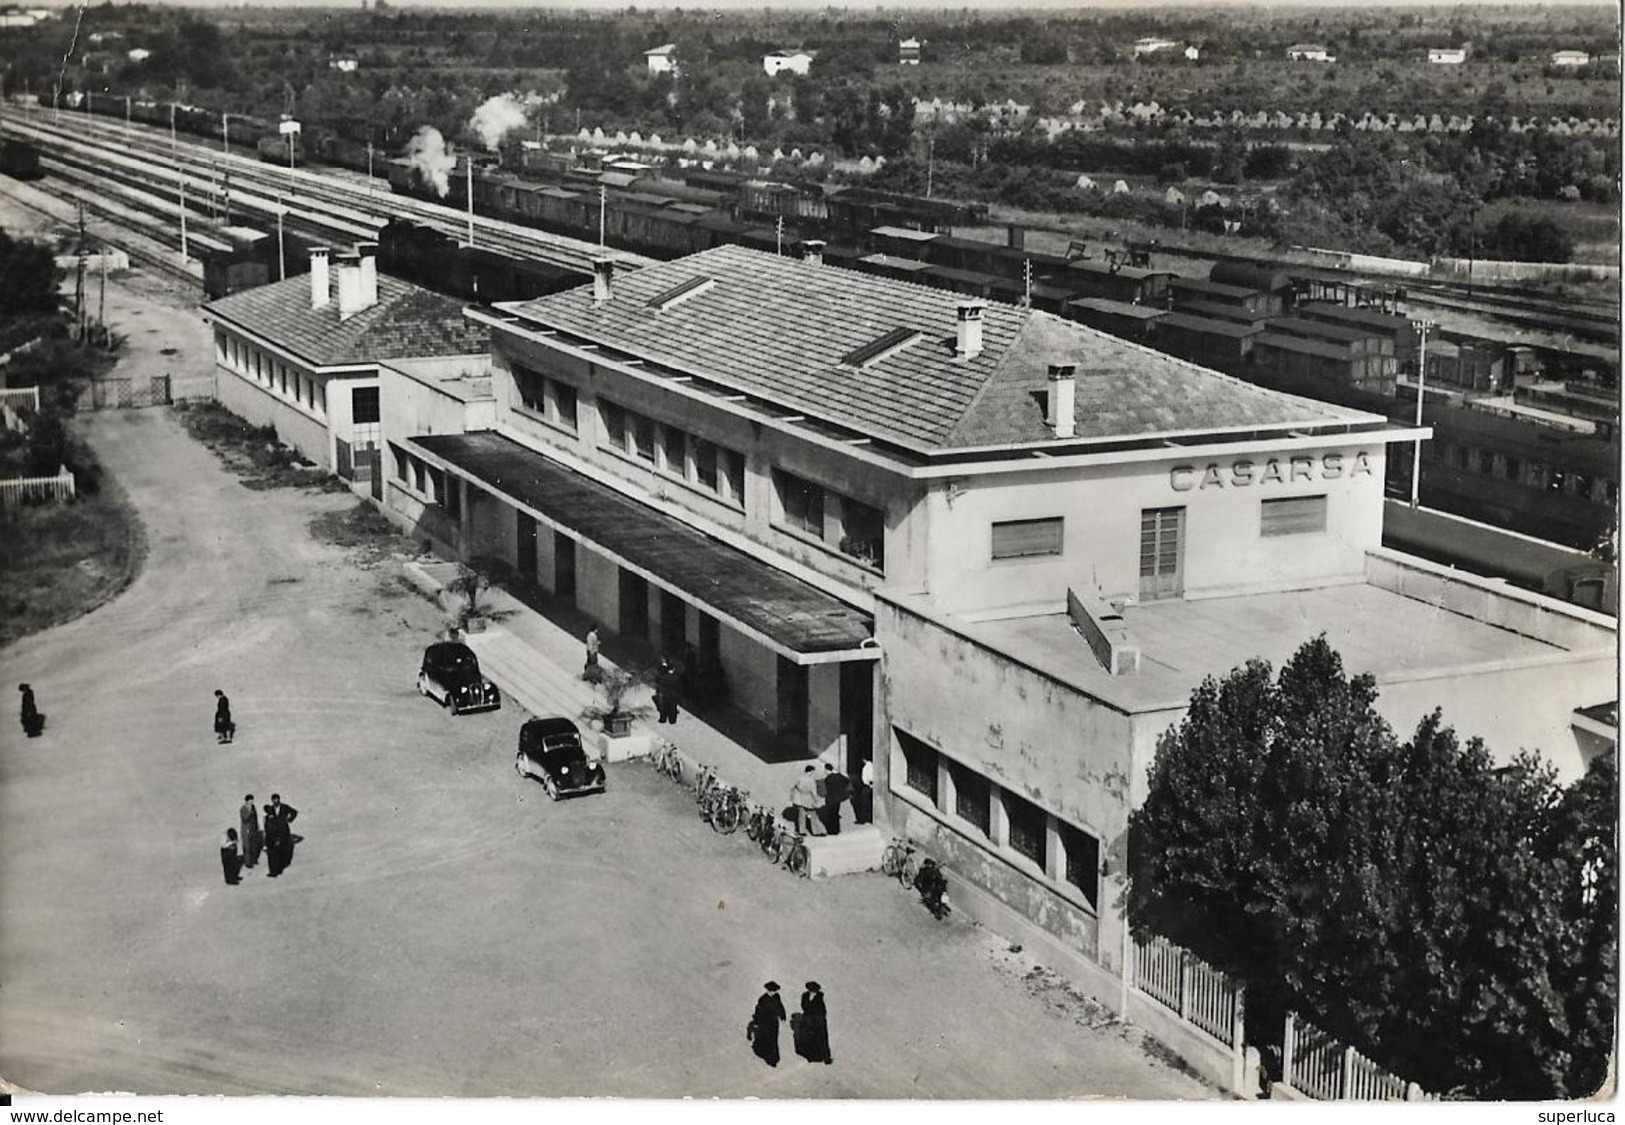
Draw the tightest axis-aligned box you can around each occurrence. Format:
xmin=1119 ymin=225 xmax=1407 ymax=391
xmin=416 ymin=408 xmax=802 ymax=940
xmin=0 ymin=273 xmax=1219 ymax=1101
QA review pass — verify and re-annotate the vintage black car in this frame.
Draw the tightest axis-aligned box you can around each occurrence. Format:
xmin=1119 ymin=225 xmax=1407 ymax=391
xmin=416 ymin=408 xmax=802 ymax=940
xmin=416 ymin=641 xmax=501 ymax=715
xmin=514 ymin=717 xmax=606 ymax=800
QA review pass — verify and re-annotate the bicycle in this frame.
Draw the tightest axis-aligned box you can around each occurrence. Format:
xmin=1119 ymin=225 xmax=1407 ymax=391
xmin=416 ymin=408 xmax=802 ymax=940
xmin=711 ymin=787 xmax=749 ymax=835
xmin=650 ymin=738 xmax=684 ymax=784
xmin=772 ymin=823 xmax=809 ymax=877
xmin=881 ymin=836 xmax=920 ymax=886
xmin=694 ymin=763 xmax=721 ymax=805
xmin=697 ymin=780 xmax=735 ymax=829
xmin=757 ymin=808 xmax=783 ymax=856
xmin=744 ymin=804 xmax=773 ymax=843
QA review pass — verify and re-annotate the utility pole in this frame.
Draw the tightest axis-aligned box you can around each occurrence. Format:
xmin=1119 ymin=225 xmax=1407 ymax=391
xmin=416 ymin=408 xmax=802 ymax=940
xmin=366 ymin=141 xmax=374 ymax=194
xmin=222 ymin=111 xmax=229 ymax=155
xmin=598 ymin=183 xmax=606 ymax=247
xmin=1023 ymin=258 xmax=1032 ymax=308
xmin=1409 ymin=319 xmax=1433 ymax=509
xmin=178 ymin=172 xmax=189 ymax=263
xmin=98 ymin=245 xmax=107 ymax=340
xmin=222 ymin=170 xmax=230 ymax=225
xmin=74 ymin=205 xmax=86 ymax=340
xmin=170 ymin=102 xmax=177 ymax=157
xmin=926 ymin=135 xmax=934 ymax=199
xmin=466 ymin=156 xmax=475 ymax=248
xmin=276 ymin=193 xmax=286 ymax=281
xmin=775 ymin=215 xmax=783 ymax=256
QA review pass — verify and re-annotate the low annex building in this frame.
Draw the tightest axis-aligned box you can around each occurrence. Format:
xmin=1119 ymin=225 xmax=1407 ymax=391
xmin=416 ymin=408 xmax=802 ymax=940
xmin=201 ymin=246 xmax=488 ymax=497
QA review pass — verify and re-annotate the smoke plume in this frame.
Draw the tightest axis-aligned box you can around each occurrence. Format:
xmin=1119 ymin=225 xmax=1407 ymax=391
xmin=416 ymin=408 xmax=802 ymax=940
xmin=470 ymin=94 xmax=530 ymax=152
xmin=404 ymin=125 xmax=457 ymax=198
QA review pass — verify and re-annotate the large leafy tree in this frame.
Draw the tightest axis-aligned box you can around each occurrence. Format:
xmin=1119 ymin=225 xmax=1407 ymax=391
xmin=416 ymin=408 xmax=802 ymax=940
xmin=1129 ymin=636 xmax=1617 ymax=1099
xmin=0 ymin=229 xmax=61 ymax=317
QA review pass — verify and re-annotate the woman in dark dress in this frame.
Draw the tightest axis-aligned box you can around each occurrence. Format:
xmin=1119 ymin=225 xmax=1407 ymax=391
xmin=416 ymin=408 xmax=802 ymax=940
xmin=19 ymin=683 xmax=43 ymax=737
xmin=219 ymin=828 xmax=242 ymax=885
xmin=796 ymin=982 xmax=832 ymax=1064
xmin=263 ymin=802 xmax=291 ymax=877
xmin=748 ymin=982 xmax=787 ymax=1067
xmin=213 ymin=689 xmax=234 ymax=744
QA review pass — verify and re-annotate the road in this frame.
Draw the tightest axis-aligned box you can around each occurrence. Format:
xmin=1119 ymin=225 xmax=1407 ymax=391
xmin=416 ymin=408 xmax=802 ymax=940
xmin=0 ymin=275 xmax=1219 ymax=1101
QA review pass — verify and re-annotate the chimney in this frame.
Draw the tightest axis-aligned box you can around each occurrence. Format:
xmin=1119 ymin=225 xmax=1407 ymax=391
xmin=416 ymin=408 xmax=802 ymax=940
xmin=356 ymin=241 xmax=379 ymax=310
xmin=802 ymin=239 xmax=826 ymax=266
xmin=591 ymin=257 xmax=616 ymax=306
xmin=955 ymin=301 xmax=986 ymax=360
xmin=334 ymin=249 xmax=365 ymax=320
xmin=309 ymin=247 xmax=330 ymax=309
xmin=1047 ymin=363 xmax=1077 ymax=438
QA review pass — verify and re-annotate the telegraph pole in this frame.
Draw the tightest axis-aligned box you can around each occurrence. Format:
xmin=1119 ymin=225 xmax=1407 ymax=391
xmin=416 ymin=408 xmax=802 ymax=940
xmin=1023 ymin=258 xmax=1032 ymax=308
xmin=178 ymin=173 xmax=188 ymax=262
xmin=598 ymin=183 xmax=606 ymax=247
xmin=124 ymin=95 xmax=131 ymax=138
xmin=466 ymin=156 xmax=475 ymax=248
xmin=276 ymin=193 xmax=286 ymax=280
xmin=222 ymin=111 xmax=229 ymax=155
xmin=775 ymin=216 xmax=783 ymax=256
xmin=170 ymin=103 xmax=177 ymax=157
xmin=1409 ymin=319 xmax=1433 ymax=509
xmin=926 ymin=135 xmax=935 ymax=199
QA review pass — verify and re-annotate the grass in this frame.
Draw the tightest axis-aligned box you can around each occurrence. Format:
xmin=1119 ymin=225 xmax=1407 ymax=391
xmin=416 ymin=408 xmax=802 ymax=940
xmin=171 ymin=400 xmax=347 ymax=492
xmin=308 ymin=501 xmax=412 ymax=566
xmin=0 ymin=455 xmax=146 ymax=649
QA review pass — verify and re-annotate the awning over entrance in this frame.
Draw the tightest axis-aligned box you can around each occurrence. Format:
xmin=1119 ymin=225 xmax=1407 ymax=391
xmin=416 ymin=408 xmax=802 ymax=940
xmin=408 ymin=431 xmax=875 ymax=663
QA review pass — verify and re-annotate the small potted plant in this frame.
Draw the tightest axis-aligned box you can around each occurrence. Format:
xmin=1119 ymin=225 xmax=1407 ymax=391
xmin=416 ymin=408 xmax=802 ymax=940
xmin=446 ymin=564 xmax=511 ymax=636
xmin=581 ymin=665 xmax=652 ymax=738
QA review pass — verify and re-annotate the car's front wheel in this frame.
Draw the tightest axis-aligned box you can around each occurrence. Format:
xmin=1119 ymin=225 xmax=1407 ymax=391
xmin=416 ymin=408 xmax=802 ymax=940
xmin=544 ymin=776 xmax=560 ymax=801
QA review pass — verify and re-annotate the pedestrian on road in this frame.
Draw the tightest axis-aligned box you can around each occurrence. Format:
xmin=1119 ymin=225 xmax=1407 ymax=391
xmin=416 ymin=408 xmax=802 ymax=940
xmin=795 ymin=982 xmax=832 ymax=1064
xmin=748 ymin=981 xmax=787 ymax=1067
xmin=213 ymin=689 xmax=235 ymax=744
xmin=790 ymin=765 xmax=825 ymax=837
xmin=18 ymin=683 xmax=44 ymax=738
xmin=239 ymin=794 xmax=263 ymax=869
xmin=220 ymin=827 xmax=242 ymax=885
xmin=264 ymin=794 xmax=299 ymax=877
xmin=820 ymin=764 xmax=851 ymax=837
xmin=583 ymin=627 xmax=602 ymax=683
xmin=654 ymin=658 xmax=681 ymax=724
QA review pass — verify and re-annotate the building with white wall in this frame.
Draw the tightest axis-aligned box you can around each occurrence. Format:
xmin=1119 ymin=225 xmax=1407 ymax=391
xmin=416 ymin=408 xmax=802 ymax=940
xmin=1428 ymin=46 xmax=1468 ymax=64
xmin=763 ymin=49 xmax=814 ymax=77
xmin=644 ymin=43 xmax=677 ymax=76
xmin=898 ymin=38 xmax=921 ymax=65
xmin=1286 ymin=43 xmax=1335 ymax=62
xmin=1551 ymin=50 xmax=1591 ymax=68
xmin=200 ymin=246 xmax=488 ymax=499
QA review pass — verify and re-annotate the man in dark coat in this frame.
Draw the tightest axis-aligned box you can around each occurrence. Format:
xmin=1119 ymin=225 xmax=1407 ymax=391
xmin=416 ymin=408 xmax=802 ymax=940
xmin=654 ymin=659 xmax=681 ymax=724
xmin=820 ymin=764 xmax=851 ymax=836
xmin=213 ymin=689 xmax=235 ymax=744
xmin=19 ymin=683 xmax=43 ymax=737
xmin=239 ymin=795 xmax=263 ymax=869
xmin=795 ymin=982 xmax=832 ymax=1064
xmin=748 ymin=981 xmax=787 ymax=1067
xmin=220 ymin=828 xmax=242 ymax=885
xmin=264 ymin=794 xmax=299 ymax=877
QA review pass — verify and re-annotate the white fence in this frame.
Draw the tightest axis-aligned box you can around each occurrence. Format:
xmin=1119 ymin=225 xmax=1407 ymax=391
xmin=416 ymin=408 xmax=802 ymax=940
xmin=1281 ymin=1011 xmax=1434 ymax=1101
xmin=0 ymin=465 xmax=75 ymax=505
xmin=1132 ymin=933 xmax=1243 ymax=1046
xmin=0 ymin=386 xmax=40 ymax=411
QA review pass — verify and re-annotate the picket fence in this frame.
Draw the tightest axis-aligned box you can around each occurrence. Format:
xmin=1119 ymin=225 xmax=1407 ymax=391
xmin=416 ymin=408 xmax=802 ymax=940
xmin=0 ymin=386 xmax=41 ymax=412
xmin=1282 ymin=1011 xmax=1435 ymax=1101
xmin=1132 ymin=932 xmax=1243 ymax=1047
xmin=0 ymin=465 xmax=75 ymax=505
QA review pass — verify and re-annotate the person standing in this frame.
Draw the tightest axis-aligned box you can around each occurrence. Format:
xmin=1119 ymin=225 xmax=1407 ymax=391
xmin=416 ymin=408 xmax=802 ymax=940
xmin=583 ymin=627 xmax=602 ymax=683
xmin=18 ymin=683 xmax=43 ymax=738
xmin=213 ymin=689 xmax=235 ymax=744
xmin=748 ymin=982 xmax=787 ymax=1067
xmin=219 ymin=827 xmax=242 ymax=885
xmin=239 ymin=795 xmax=263 ymax=870
xmin=264 ymin=794 xmax=299 ymax=877
xmin=654 ymin=659 xmax=682 ymax=725
xmin=796 ymin=982 xmax=832 ymax=1064
xmin=790 ymin=765 xmax=824 ymax=836
xmin=820 ymin=764 xmax=851 ymax=837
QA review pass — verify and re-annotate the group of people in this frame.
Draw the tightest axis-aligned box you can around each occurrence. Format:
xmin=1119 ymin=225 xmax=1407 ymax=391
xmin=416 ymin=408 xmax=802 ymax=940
xmin=748 ymin=981 xmax=832 ymax=1068
xmin=18 ymin=683 xmax=44 ymax=738
xmin=219 ymin=793 xmax=299 ymax=885
xmin=789 ymin=763 xmax=855 ymax=837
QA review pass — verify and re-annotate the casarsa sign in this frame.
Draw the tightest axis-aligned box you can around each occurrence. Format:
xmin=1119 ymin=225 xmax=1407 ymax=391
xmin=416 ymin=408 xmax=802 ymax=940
xmin=1170 ymin=452 xmax=1375 ymax=492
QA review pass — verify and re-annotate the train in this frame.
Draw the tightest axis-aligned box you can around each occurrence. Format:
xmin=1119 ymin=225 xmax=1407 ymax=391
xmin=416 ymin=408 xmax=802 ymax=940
xmin=0 ymin=136 xmax=42 ymax=180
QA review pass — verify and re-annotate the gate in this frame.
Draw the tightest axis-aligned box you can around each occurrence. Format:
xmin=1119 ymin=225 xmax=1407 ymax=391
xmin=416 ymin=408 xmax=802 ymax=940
xmin=88 ymin=375 xmax=172 ymax=410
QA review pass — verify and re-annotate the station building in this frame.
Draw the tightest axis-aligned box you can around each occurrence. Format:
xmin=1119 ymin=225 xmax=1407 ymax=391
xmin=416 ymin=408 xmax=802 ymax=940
xmin=339 ymin=244 xmax=1616 ymax=1014
xmin=200 ymin=245 xmax=488 ymax=498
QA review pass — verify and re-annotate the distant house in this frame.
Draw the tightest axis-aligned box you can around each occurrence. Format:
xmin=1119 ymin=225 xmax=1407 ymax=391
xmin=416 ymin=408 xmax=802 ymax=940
xmin=1184 ymin=44 xmax=1200 ymax=61
xmin=86 ymin=30 xmax=123 ymax=43
xmin=1551 ymin=50 xmax=1591 ymax=68
xmin=0 ymin=11 xmax=37 ymax=26
xmin=644 ymin=43 xmax=676 ymax=76
xmin=899 ymin=37 xmax=921 ymax=65
xmin=1286 ymin=43 xmax=1334 ymax=62
xmin=763 ymin=49 xmax=814 ymax=77
xmin=125 ymin=47 xmax=150 ymax=62
xmin=1428 ymin=47 xmax=1467 ymax=64
xmin=330 ymin=57 xmax=358 ymax=73
xmin=1132 ymin=36 xmax=1178 ymax=56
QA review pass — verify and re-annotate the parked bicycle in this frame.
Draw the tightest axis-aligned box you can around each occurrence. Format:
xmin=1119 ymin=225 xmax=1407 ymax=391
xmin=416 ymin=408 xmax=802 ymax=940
xmin=757 ymin=808 xmax=783 ymax=856
xmin=710 ymin=786 xmax=749 ymax=835
xmin=650 ymin=737 xmax=683 ymax=784
xmin=697 ymin=778 xmax=734 ymax=829
xmin=771 ymin=823 xmax=809 ymax=877
xmin=745 ymin=804 xmax=776 ymax=844
xmin=881 ymin=836 xmax=921 ymax=888
xmin=694 ymin=762 xmax=722 ymax=805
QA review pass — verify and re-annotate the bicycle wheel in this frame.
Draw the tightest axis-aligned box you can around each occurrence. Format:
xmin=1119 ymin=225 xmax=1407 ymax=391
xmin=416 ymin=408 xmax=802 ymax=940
xmin=669 ymin=757 xmax=683 ymax=785
xmin=787 ymin=842 xmax=809 ymax=878
xmin=899 ymin=854 xmax=921 ymax=888
xmin=880 ymin=843 xmax=902 ymax=878
xmin=744 ymin=808 xmax=762 ymax=842
xmin=715 ymin=796 xmax=741 ymax=835
xmin=760 ymin=821 xmax=780 ymax=856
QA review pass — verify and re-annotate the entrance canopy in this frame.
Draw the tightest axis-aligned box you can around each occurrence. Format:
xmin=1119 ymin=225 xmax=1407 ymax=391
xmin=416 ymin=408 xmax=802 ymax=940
xmin=409 ymin=431 xmax=876 ymax=664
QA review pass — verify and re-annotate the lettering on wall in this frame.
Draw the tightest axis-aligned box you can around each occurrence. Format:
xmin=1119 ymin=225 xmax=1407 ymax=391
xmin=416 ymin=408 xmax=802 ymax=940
xmin=1169 ymin=452 xmax=1374 ymax=492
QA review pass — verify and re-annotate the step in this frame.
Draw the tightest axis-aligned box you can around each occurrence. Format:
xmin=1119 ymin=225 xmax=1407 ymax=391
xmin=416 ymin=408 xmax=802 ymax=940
xmin=803 ymin=824 xmax=885 ymax=879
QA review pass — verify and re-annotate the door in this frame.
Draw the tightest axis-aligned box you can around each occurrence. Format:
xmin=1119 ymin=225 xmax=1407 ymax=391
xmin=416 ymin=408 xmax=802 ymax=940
xmin=618 ymin=570 xmax=649 ymax=640
xmin=776 ymin=656 xmax=809 ymax=746
xmin=552 ymin=531 xmax=576 ymax=599
xmin=660 ymin=590 xmax=686 ymax=657
xmin=839 ymin=660 xmax=874 ymax=778
xmin=1139 ymin=506 xmax=1185 ymax=601
xmin=516 ymin=512 xmax=537 ymax=581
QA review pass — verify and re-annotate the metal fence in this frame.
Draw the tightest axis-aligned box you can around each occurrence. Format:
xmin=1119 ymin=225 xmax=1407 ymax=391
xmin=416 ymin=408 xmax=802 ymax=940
xmin=1133 ymin=933 xmax=1243 ymax=1047
xmin=0 ymin=465 xmax=75 ymax=505
xmin=87 ymin=375 xmax=171 ymax=411
xmin=1282 ymin=1011 xmax=1433 ymax=1101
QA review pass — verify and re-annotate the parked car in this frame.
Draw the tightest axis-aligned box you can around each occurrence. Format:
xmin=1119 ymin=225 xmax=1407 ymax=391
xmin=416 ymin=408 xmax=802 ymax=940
xmin=514 ymin=717 xmax=606 ymax=800
xmin=417 ymin=641 xmax=501 ymax=715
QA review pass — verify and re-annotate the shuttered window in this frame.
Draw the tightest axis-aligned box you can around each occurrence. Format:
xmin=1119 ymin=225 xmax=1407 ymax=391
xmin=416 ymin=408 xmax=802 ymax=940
xmin=949 ymin=759 xmax=990 ymax=837
xmin=991 ymin=517 xmax=1063 ymax=560
xmin=1260 ymin=495 xmax=1327 ymax=537
xmin=1061 ymin=823 xmax=1100 ymax=910
xmin=896 ymin=729 xmax=938 ymax=805
xmin=1005 ymin=792 xmax=1047 ymax=869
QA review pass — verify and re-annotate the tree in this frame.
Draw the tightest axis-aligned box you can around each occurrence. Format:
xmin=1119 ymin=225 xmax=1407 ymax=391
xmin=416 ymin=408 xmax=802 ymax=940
xmin=0 ymin=230 xmax=61 ymax=316
xmin=1129 ymin=636 xmax=1617 ymax=1099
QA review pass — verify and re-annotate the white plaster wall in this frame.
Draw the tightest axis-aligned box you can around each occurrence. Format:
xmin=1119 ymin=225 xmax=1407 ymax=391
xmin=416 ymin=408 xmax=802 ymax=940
xmin=215 ymin=367 xmax=331 ymax=470
xmin=575 ymin=548 xmax=620 ymax=630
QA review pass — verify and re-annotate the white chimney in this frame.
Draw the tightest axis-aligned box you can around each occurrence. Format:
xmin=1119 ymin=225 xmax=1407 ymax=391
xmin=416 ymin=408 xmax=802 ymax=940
xmin=334 ymin=250 xmax=365 ymax=320
xmin=309 ymin=247 xmax=330 ymax=309
xmin=802 ymin=239 xmax=826 ymax=266
xmin=955 ymin=301 xmax=986 ymax=360
xmin=356 ymin=241 xmax=379 ymax=310
xmin=591 ymin=257 xmax=616 ymax=306
xmin=1047 ymin=363 xmax=1077 ymax=439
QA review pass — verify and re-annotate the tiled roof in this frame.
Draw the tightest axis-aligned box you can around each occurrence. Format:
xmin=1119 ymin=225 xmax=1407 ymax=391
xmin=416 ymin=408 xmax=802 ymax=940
xmin=503 ymin=245 xmax=1372 ymax=452
xmin=203 ymin=273 xmax=487 ymax=368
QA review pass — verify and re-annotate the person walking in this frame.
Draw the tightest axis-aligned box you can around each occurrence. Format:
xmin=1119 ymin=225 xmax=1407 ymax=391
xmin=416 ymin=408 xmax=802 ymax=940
xmin=583 ymin=627 xmax=602 ymax=683
xmin=790 ymin=765 xmax=824 ymax=837
xmin=18 ymin=683 xmax=43 ymax=738
xmin=264 ymin=794 xmax=299 ymax=877
xmin=820 ymin=764 xmax=851 ymax=837
xmin=748 ymin=981 xmax=787 ymax=1067
xmin=213 ymin=689 xmax=235 ymax=744
xmin=239 ymin=795 xmax=263 ymax=870
xmin=219 ymin=827 xmax=242 ymax=885
xmin=654 ymin=658 xmax=682 ymax=725
xmin=796 ymin=982 xmax=832 ymax=1064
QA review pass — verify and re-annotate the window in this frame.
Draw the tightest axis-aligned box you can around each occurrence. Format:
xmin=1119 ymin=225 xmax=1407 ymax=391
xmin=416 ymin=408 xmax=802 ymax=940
xmin=391 ymin=444 xmax=408 ymax=482
xmin=631 ymin=414 xmax=656 ymax=462
xmin=1060 ymin=823 xmax=1100 ymax=910
xmin=992 ymin=517 xmax=1064 ymax=560
xmin=896 ymin=729 xmax=938 ymax=805
xmin=352 ymin=387 xmax=380 ymax=425
xmin=839 ymin=497 xmax=885 ymax=569
xmin=661 ymin=425 xmax=686 ymax=474
xmin=1476 ymin=449 xmax=1495 ymax=476
xmin=949 ymin=759 xmax=990 ymax=837
xmin=411 ymin=459 xmax=427 ymax=494
xmin=442 ymin=474 xmax=460 ymax=518
xmin=515 ymin=366 xmax=544 ymax=412
xmin=553 ymin=381 xmax=578 ymax=430
xmin=1004 ymin=792 xmax=1046 ymax=869
xmin=1261 ymin=495 xmax=1327 ymax=536
xmin=723 ymin=449 xmax=745 ymax=504
xmin=1503 ymin=454 xmax=1521 ymax=482
xmin=778 ymin=472 xmax=825 ymax=536
xmin=316 ymin=382 xmax=326 ymax=416
xmin=694 ymin=439 xmax=719 ymax=491
xmin=601 ymin=401 xmax=627 ymax=450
